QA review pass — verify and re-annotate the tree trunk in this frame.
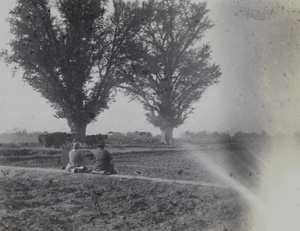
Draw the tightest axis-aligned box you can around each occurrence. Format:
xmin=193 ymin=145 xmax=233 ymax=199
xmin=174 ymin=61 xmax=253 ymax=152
xmin=67 ymin=120 xmax=87 ymax=143
xmin=160 ymin=126 xmax=173 ymax=145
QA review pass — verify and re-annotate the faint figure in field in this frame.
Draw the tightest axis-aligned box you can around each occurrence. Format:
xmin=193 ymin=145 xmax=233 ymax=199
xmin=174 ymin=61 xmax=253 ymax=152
xmin=91 ymin=142 xmax=117 ymax=175
xmin=65 ymin=142 xmax=87 ymax=173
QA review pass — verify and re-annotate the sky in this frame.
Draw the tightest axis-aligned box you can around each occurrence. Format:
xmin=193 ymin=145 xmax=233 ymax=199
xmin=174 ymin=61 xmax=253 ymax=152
xmin=0 ymin=0 xmax=299 ymax=137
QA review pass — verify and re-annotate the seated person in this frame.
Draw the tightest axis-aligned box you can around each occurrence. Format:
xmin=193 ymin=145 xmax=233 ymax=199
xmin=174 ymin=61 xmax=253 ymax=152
xmin=65 ymin=142 xmax=87 ymax=173
xmin=91 ymin=142 xmax=117 ymax=175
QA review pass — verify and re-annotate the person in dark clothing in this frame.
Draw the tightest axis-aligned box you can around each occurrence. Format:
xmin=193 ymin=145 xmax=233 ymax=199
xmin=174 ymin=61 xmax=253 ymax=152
xmin=91 ymin=142 xmax=117 ymax=175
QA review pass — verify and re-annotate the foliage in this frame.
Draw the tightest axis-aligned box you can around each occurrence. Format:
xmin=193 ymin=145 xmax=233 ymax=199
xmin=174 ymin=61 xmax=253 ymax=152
xmin=108 ymin=131 xmax=159 ymax=144
xmin=1 ymin=0 xmax=142 ymax=138
xmin=120 ymin=0 xmax=221 ymax=132
xmin=180 ymin=130 xmax=232 ymax=143
xmin=0 ymin=131 xmax=40 ymax=144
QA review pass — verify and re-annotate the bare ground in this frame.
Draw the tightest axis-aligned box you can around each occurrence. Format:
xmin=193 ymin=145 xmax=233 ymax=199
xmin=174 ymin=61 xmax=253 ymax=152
xmin=0 ymin=143 xmax=262 ymax=231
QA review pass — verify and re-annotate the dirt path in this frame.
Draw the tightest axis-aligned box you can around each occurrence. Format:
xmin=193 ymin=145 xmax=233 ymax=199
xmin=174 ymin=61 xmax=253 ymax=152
xmin=0 ymin=165 xmax=228 ymax=188
xmin=109 ymin=174 xmax=228 ymax=188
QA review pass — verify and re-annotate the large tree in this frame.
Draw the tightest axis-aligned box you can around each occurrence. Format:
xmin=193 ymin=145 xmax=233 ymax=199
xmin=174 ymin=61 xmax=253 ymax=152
xmin=2 ymin=0 xmax=141 ymax=141
xmin=120 ymin=0 xmax=221 ymax=144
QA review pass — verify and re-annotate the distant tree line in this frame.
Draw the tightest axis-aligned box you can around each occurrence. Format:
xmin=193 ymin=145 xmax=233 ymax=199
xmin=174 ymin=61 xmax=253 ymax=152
xmin=181 ymin=130 xmax=231 ymax=142
xmin=3 ymin=129 xmax=300 ymax=147
xmin=0 ymin=130 xmax=41 ymax=144
xmin=181 ymin=130 xmax=271 ymax=143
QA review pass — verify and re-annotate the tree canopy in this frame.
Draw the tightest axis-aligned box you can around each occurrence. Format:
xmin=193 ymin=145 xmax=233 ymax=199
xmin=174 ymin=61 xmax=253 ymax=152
xmin=2 ymin=0 xmax=221 ymax=144
xmin=120 ymin=0 xmax=221 ymax=143
xmin=2 ymin=0 xmax=142 ymax=141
